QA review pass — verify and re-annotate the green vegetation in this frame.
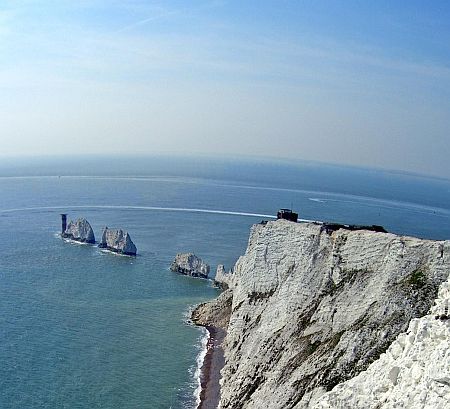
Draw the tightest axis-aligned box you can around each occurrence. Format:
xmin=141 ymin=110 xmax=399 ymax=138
xmin=407 ymin=269 xmax=426 ymax=286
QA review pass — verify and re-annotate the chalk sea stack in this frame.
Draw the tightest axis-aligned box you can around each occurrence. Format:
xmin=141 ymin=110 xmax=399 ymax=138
xmin=214 ymin=264 xmax=231 ymax=289
xmin=192 ymin=219 xmax=450 ymax=409
xmin=170 ymin=253 xmax=210 ymax=278
xmin=98 ymin=227 xmax=137 ymax=256
xmin=62 ymin=217 xmax=95 ymax=244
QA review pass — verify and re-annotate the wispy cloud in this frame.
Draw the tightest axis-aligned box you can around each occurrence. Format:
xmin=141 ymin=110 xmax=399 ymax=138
xmin=116 ymin=10 xmax=179 ymax=33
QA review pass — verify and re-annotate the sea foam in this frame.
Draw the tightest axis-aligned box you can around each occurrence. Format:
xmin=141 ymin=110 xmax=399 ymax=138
xmin=193 ymin=327 xmax=209 ymax=408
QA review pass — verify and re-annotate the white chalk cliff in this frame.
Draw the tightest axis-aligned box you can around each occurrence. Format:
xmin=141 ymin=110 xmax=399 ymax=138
xmin=63 ymin=218 xmax=95 ymax=244
xmin=311 ymin=276 xmax=450 ymax=409
xmin=194 ymin=219 xmax=450 ymax=409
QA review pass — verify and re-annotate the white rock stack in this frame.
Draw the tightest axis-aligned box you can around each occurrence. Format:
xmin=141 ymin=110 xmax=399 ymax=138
xmin=215 ymin=264 xmax=232 ymax=289
xmin=62 ymin=218 xmax=95 ymax=244
xmin=98 ymin=227 xmax=137 ymax=256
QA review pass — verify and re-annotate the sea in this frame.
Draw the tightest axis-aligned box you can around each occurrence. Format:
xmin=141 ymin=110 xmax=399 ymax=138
xmin=1 ymin=155 xmax=450 ymax=409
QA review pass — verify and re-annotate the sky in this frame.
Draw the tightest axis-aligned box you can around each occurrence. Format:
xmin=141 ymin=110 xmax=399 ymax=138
xmin=0 ymin=1 xmax=450 ymax=177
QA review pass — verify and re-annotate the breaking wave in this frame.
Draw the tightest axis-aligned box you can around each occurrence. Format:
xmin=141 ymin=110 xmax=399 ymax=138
xmin=193 ymin=327 xmax=209 ymax=408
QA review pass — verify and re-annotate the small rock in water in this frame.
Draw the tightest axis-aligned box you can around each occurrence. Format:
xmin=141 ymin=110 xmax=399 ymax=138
xmin=170 ymin=253 xmax=210 ymax=278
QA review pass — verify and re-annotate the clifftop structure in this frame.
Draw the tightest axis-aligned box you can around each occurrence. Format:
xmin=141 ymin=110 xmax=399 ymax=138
xmin=277 ymin=208 xmax=298 ymax=222
xmin=321 ymin=222 xmax=387 ymax=234
xmin=275 ymin=208 xmax=387 ymax=234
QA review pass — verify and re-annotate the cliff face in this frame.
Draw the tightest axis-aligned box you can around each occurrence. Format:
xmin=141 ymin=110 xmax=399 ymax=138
xmin=63 ymin=218 xmax=95 ymax=244
xmin=99 ymin=227 xmax=137 ymax=255
xmin=312 ymin=275 xmax=450 ymax=409
xmin=196 ymin=220 xmax=450 ymax=409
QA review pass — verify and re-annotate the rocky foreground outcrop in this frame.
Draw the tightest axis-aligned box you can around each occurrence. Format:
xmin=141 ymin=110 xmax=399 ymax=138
xmin=98 ymin=227 xmax=137 ymax=256
xmin=192 ymin=219 xmax=450 ymax=409
xmin=171 ymin=253 xmax=210 ymax=278
xmin=311 ymin=277 xmax=450 ymax=409
xmin=62 ymin=218 xmax=95 ymax=244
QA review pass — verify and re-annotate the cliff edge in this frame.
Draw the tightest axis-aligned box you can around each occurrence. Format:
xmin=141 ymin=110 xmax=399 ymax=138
xmin=193 ymin=219 xmax=450 ymax=409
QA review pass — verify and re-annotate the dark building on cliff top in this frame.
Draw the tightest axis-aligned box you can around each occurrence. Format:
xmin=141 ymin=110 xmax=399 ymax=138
xmin=277 ymin=208 xmax=298 ymax=222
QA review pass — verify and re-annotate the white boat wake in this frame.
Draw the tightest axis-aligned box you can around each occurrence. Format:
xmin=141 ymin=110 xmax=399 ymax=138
xmin=0 ymin=205 xmax=277 ymax=219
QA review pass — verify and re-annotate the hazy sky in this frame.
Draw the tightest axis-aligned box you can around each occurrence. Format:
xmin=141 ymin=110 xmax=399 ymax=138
xmin=1 ymin=1 xmax=450 ymax=177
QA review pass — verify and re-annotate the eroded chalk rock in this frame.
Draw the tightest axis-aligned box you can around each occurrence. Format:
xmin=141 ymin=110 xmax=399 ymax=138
xmin=170 ymin=253 xmax=210 ymax=278
xmin=215 ymin=264 xmax=232 ymax=289
xmin=62 ymin=218 xmax=95 ymax=244
xmin=98 ymin=227 xmax=137 ymax=256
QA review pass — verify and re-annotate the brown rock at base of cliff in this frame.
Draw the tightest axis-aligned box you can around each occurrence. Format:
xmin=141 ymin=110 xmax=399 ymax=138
xmin=192 ymin=289 xmax=233 ymax=330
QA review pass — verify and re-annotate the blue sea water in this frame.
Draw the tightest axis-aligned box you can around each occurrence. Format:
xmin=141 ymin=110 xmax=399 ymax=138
xmin=1 ymin=155 xmax=450 ymax=409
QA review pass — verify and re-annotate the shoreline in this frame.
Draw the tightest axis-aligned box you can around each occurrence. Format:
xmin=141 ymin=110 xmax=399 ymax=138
xmin=197 ymin=326 xmax=226 ymax=409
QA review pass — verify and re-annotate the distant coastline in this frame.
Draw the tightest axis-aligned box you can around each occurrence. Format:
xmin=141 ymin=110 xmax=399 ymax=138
xmin=0 ymin=154 xmax=449 ymax=183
